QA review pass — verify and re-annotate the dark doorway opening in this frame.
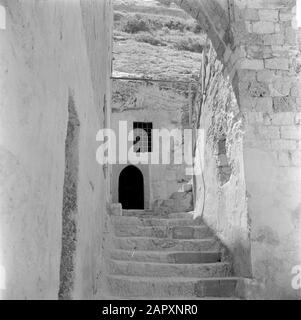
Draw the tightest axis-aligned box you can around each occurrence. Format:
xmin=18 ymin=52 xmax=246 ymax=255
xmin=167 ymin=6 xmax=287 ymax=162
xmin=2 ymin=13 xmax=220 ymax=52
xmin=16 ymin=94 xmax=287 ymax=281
xmin=119 ymin=166 xmax=144 ymax=209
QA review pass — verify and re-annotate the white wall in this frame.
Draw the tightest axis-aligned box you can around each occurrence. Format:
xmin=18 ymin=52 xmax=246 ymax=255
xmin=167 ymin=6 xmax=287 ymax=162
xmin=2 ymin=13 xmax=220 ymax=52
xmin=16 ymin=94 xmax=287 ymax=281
xmin=0 ymin=0 xmax=112 ymax=299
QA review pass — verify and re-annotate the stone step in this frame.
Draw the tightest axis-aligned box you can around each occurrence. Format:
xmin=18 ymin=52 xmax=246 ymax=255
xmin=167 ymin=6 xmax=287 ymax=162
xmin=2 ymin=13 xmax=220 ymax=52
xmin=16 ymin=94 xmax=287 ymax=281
xmin=110 ymin=250 xmax=222 ymax=264
xmin=167 ymin=212 xmax=195 ymax=219
xmin=113 ymin=237 xmax=219 ymax=251
xmin=112 ymin=216 xmax=197 ymax=228
xmin=113 ymin=225 xmax=212 ymax=239
xmin=107 ymin=275 xmax=240 ymax=298
xmin=121 ymin=211 xmax=195 ymax=219
xmin=171 ymin=225 xmax=212 ymax=239
xmin=108 ymin=260 xmax=232 ymax=278
xmin=122 ymin=210 xmax=151 ymax=217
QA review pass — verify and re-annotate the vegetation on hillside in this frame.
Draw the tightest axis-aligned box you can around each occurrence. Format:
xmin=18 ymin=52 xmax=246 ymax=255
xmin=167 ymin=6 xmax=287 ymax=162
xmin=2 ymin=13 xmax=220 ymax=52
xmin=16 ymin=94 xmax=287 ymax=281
xmin=113 ymin=0 xmax=206 ymax=80
xmin=114 ymin=11 xmax=205 ymax=53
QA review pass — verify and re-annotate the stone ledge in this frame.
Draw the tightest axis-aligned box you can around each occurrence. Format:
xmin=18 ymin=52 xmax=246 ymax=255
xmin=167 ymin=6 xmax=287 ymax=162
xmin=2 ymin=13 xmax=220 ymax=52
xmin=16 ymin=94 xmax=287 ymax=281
xmin=236 ymin=278 xmax=266 ymax=300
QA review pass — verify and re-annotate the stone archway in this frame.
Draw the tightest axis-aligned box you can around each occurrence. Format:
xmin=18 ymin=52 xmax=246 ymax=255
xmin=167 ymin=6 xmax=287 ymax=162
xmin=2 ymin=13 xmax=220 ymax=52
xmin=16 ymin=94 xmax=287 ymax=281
xmin=172 ymin=0 xmax=243 ymax=81
xmin=119 ymin=165 xmax=144 ymax=209
xmin=174 ymin=0 xmax=233 ymax=59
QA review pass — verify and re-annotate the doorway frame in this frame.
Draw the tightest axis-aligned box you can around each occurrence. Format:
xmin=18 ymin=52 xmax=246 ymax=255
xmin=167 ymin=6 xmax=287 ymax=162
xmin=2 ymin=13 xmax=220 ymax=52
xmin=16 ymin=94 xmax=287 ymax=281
xmin=118 ymin=165 xmax=144 ymax=209
xmin=111 ymin=164 xmax=150 ymax=210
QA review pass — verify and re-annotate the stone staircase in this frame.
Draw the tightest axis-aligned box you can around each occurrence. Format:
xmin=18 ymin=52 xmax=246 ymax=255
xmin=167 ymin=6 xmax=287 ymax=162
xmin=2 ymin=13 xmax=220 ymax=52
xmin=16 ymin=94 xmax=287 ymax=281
xmin=106 ymin=210 xmax=242 ymax=299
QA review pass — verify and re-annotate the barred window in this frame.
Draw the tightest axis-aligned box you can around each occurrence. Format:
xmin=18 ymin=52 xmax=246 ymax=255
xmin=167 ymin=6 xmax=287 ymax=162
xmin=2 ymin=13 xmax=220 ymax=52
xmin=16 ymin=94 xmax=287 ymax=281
xmin=133 ymin=122 xmax=152 ymax=153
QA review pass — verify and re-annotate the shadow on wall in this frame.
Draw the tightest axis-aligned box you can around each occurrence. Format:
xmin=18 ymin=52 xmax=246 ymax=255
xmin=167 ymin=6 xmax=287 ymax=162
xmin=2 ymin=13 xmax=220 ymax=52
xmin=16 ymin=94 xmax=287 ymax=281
xmin=217 ymin=137 xmax=231 ymax=185
xmin=58 ymin=91 xmax=80 ymax=300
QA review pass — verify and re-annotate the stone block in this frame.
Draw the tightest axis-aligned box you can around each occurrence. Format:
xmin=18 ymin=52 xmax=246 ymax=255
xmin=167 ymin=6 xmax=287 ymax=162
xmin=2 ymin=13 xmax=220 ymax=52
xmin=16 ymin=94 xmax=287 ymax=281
xmin=263 ymin=113 xmax=273 ymax=125
xmin=162 ymin=199 xmax=175 ymax=207
xmin=258 ymin=126 xmax=280 ymax=139
xmin=274 ymin=23 xmax=281 ymax=33
xmin=281 ymin=127 xmax=301 ymax=140
xmin=297 ymin=98 xmax=301 ymax=110
xmin=241 ymin=59 xmax=264 ymax=70
xmin=295 ymin=113 xmax=301 ymax=125
xmin=270 ymin=139 xmax=296 ymax=150
xmin=284 ymin=26 xmax=296 ymax=45
xmin=247 ymin=45 xmax=273 ymax=59
xmin=291 ymin=151 xmax=301 ymax=166
xmin=278 ymin=151 xmax=291 ymax=166
xmin=237 ymin=69 xmax=257 ymax=82
xmin=246 ymin=112 xmax=264 ymax=124
xmin=263 ymin=34 xmax=284 ymax=45
xmin=110 ymin=203 xmax=122 ymax=216
xmin=240 ymin=96 xmax=273 ymax=112
xmin=270 ymin=112 xmax=294 ymax=125
xmin=269 ymin=78 xmax=292 ymax=97
xmin=253 ymin=21 xmax=275 ymax=34
xmin=249 ymin=80 xmax=269 ymax=97
xmin=170 ymin=192 xmax=186 ymax=200
xmin=279 ymin=12 xmax=291 ymax=21
xmin=256 ymin=70 xmax=275 ymax=82
xmin=153 ymin=205 xmax=171 ymax=216
xmin=270 ymin=45 xmax=290 ymax=58
xmin=245 ymin=8 xmax=259 ymax=21
xmin=258 ymin=9 xmax=279 ymax=22
xmin=290 ymin=86 xmax=299 ymax=97
xmin=246 ymin=0 xmax=286 ymax=9
xmin=254 ymin=97 xmax=273 ymax=112
xmin=273 ymin=96 xmax=295 ymax=112
xmin=183 ymin=184 xmax=193 ymax=192
xmin=265 ymin=58 xmax=289 ymax=70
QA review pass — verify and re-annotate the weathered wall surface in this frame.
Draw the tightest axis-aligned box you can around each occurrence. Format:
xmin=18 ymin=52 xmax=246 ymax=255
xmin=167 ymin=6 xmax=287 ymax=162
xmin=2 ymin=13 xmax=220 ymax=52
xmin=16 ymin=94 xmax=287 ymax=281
xmin=0 ymin=0 xmax=112 ymax=299
xmin=178 ymin=0 xmax=301 ymax=298
xmin=111 ymin=80 xmax=191 ymax=209
xmin=193 ymin=44 xmax=250 ymax=277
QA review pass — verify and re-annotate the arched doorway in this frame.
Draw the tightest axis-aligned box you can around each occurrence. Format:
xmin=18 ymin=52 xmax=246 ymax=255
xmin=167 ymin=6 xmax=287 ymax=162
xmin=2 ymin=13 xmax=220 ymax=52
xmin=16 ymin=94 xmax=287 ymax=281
xmin=118 ymin=165 xmax=144 ymax=209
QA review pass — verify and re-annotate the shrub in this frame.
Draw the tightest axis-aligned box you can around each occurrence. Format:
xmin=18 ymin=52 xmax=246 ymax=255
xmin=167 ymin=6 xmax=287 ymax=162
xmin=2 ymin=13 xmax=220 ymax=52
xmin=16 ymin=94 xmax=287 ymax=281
xmin=193 ymin=23 xmax=202 ymax=34
xmin=163 ymin=19 xmax=186 ymax=32
xmin=121 ymin=17 xmax=150 ymax=33
xmin=135 ymin=34 xmax=167 ymax=46
xmin=173 ymin=37 xmax=205 ymax=53
xmin=159 ymin=0 xmax=173 ymax=6
xmin=114 ymin=12 xmax=125 ymax=22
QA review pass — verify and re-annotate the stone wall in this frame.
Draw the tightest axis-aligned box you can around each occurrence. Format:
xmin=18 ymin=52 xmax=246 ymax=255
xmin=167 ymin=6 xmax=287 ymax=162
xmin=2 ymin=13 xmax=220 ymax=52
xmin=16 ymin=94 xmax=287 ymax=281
xmin=240 ymin=1 xmax=301 ymax=299
xmin=177 ymin=0 xmax=301 ymax=298
xmin=0 ymin=0 xmax=112 ymax=299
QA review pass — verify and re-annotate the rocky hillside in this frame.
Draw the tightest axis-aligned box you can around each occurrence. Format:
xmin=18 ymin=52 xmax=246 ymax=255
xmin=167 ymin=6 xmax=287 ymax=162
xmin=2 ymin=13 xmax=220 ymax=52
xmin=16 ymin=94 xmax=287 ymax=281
xmin=113 ymin=0 xmax=206 ymax=81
